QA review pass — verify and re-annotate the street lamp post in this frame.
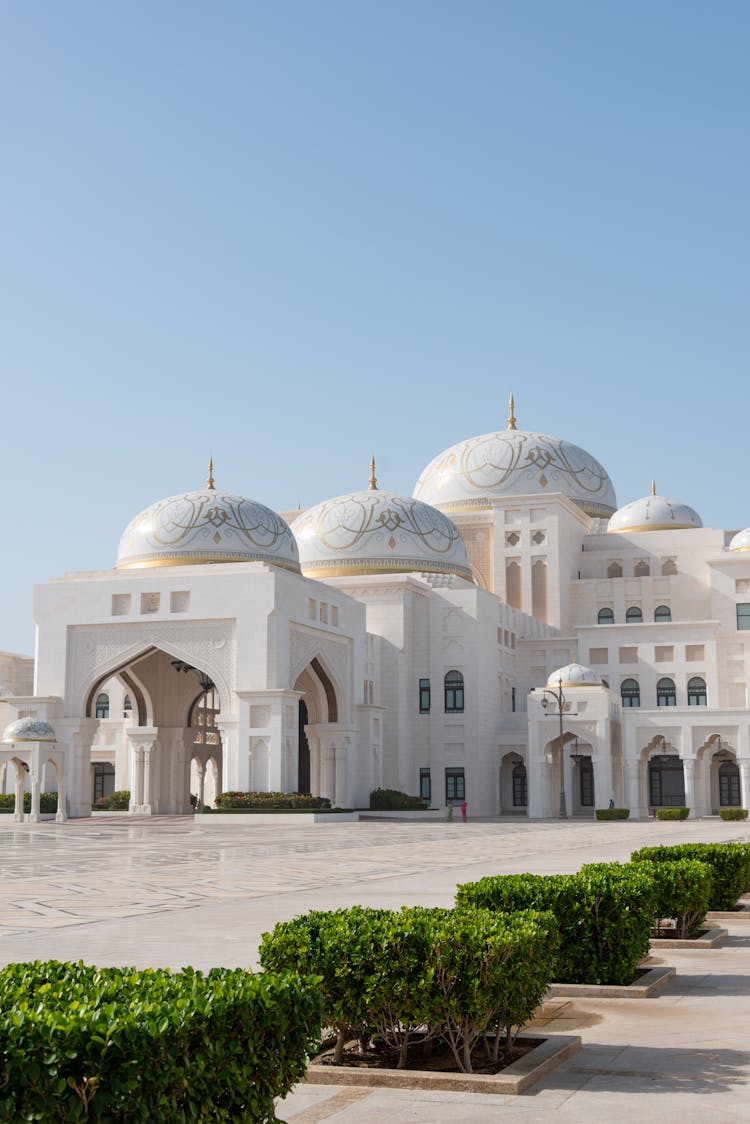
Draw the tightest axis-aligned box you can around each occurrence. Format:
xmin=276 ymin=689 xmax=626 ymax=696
xmin=541 ymin=676 xmax=568 ymax=819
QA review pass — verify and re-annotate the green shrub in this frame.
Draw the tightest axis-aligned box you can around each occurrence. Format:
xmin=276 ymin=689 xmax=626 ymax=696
xmin=260 ymin=906 xmax=389 ymax=1062
xmin=456 ymin=863 xmax=655 ymax=985
xmin=0 ymin=960 xmax=322 ymax=1122
xmin=647 ymin=859 xmax=713 ymax=939
xmin=260 ymin=905 xmax=557 ymax=1073
xmin=215 ymin=790 xmax=331 ymax=809
xmin=369 ymin=788 xmax=427 ymax=810
xmin=0 ymin=792 xmax=59 ymax=813
xmin=595 ymin=808 xmax=630 ymax=820
xmin=655 ymin=807 xmax=690 ymax=820
xmin=719 ymin=808 xmax=748 ymax=821
xmin=93 ymin=790 xmax=131 ymax=811
xmin=632 ymin=843 xmax=750 ymax=911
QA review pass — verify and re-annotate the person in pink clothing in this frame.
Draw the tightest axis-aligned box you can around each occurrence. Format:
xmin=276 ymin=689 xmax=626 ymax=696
xmin=460 ymin=799 xmax=467 ymax=823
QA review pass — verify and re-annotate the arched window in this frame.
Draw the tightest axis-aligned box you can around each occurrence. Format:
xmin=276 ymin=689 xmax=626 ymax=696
xmin=626 ymin=606 xmax=643 ymax=623
xmin=661 ymin=558 xmax=678 ymax=575
xmin=687 ymin=676 xmax=707 ymax=706
xmin=95 ymin=693 xmax=110 ymax=719
xmin=654 ymin=605 xmax=671 ymax=623
xmin=597 ymin=607 xmax=614 ymax=624
xmin=657 ymin=677 xmax=677 ymax=707
xmin=621 ymin=678 xmax=640 ymax=707
xmin=123 ymin=694 xmax=132 ymax=718
xmin=444 ymin=671 xmax=464 ymax=713
xmin=634 ymin=560 xmax=650 ymax=577
xmin=607 ymin=562 xmax=623 ymax=578
xmin=512 ymin=760 xmax=527 ymax=806
xmin=719 ymin=761 xmax=740 ymax=806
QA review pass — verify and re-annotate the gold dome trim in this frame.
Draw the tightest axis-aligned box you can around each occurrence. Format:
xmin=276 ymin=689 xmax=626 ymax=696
xmin=609 ymin=522 xmax=699 ymax=534
xmin=300 ymin=560 xmax=474 ymax=581
xmin=117 ymin=554 xmax=301 ymax=572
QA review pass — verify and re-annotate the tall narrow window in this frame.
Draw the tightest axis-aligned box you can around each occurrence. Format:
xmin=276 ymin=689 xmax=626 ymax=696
xmin=626 ymin=606 xmax=643 ymax=623
xmin=512 ymin=760 xmax=527 ymax=806
xmin=511 ymin=686 xmax=516 ymax=713
xmin=657 ymin=677 xmax=677 ymax=707
xmin=579 ymin=758 xmax=594 ymax=806
xmin=687 ymin=676 xmax=707 ymax=706
xmin=737 ymin=604 xmax=750 ymax=630
xmin=444 ymin=671 xmax=465 ymax=713
xmin=123 ymin=694 xmax=133 ymax=719
xmin=654 ymin=605 xmax=672 ymax=623
xmin=95 ymin=693 xmax=110 ymax=720
xmin=419 ymin=768 xmax=431 ymax=802
xmin=621 ymin=679 xmax=640 ymax=707
xmin=597 ymin=607 xmax=614 ymax=624
xmin=419 ymin=678 xmax=431 ymax=713
xmin=445 ymin=767 xmax=465 ymax=803
xmin=719 ymin=761 xmax=741 ymax=806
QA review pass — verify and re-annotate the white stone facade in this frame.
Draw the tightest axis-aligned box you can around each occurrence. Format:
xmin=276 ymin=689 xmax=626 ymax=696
xmin=2 ymin=418 xmax=750 ymax=820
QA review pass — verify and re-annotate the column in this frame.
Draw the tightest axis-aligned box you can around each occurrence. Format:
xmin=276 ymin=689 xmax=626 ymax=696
xmin=13 ymin=763 xmax=25 ymax=822
xmin=55 ymin=718 xmax=98 ymax=818
xmin=682 ymin=755 xmax=696 ymax=818
xmin=141 ymin=746 xmax=154 ymax=814
xmin=54 ymin=755 xmax=67 ymax=822
xmin=195 ymin=760 xmax=205 ymax=808
xmin=739 ymin=759 xmax=750 ymax=812
xmin=335 ymin=740 xmax=349 ymax=808
xmin=28 ymin=771 xmax=41 ymax=823
xmin=322 ymin=742 xmax=335 ymax=803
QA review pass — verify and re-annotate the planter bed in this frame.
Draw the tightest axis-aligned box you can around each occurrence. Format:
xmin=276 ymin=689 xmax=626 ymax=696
xmin=197 ymin=811 xmax=359 ymax=825
xmin=358 ymin=808 xmax=446 ymax=821
xmin=304 ymin=1033 xmax=581 ymax=1095
xmin=547 ymin=964 xmax=675 ymax=999
xmin=649 ymin=927 xmax=728 ymax=949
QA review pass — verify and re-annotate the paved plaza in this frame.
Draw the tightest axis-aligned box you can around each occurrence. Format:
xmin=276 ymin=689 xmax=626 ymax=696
xmin=1 ymin=815 xmax=749 ymax=1121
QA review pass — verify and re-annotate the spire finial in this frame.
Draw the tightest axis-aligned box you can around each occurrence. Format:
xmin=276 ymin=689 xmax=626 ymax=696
xmin=651 ymin=479 xmax=656 ymax=496
xmin=507 ymin=392 xmax=517 ymax=431
xmin=368 ymin=454 xmax=378 ymax=491
xmin=207 ymin=457 xmax=215 ymax=490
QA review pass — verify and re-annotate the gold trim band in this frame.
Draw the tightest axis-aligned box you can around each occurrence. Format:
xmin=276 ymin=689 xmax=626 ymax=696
xmin=609 ymin=523 xmax=699 ymax=534
xmin=117 ymin=555 xmax=301 ymax=573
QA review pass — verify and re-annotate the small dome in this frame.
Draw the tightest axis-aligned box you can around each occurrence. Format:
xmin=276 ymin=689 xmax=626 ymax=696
xmin=547 ymin=663 xmax=601 ymax=688
xmin=291 ymin=471 xmax=473 ymax=582
xmin=116 ymin=473 xmax=300 ymax=572
xmin=729 ymin=528 xmax=750 ymax=552
xmin=2 ymin=717 xmax=56 ymax=742
xmin=608 ymin=485 xmax=702 ymax=534
xmin=412 ymin=399 xmax=616 ymax=518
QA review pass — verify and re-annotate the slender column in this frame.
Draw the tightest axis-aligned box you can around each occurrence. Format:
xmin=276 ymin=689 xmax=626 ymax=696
xmin=28 ymin=772 xmax=41 ymax=823
xmin=195 ymin=760 xmax=206 ymax=808
xmin=130 ymin=748 xmax=144 ymax=812
xmin=682 ymin=755 xmax=696 ymax=818
xmin=625 ymin=759 xmax=645 ymax=820
xmin=322 ymin=743 xmax=335 ymax=803
xmin=141 ymin=746 xmax=154 ymax=814
xmin=335 ymin=741 xmax=348 ymax=808
xmin=13 ymin=765 xmax=25 ymax=822
xmin=739 ymin=759 xmax=750 ymax=812
xmin=54 ymin=757 xmax=67 ymax=822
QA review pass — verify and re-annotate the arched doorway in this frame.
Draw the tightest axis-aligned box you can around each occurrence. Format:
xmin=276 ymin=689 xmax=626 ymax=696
xmin=292 ymin=656 xmax=343 ymax=803
xmin=298 ymin=700 xmax=310 ymax=795
xmin=649 ymin=754 xmax=685 ymax=808
xmin=499 ymin=751 xmax=527 ymax=815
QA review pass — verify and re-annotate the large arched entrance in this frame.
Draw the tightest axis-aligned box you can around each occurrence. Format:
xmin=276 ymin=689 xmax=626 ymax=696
xmin=83 ymin=647 xmax=226 ymax=815
xmin=292 ymin=656 xmax=345 ymax=803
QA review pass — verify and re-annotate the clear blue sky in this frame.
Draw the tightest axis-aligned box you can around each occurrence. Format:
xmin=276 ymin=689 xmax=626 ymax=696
xmin=1 ymin=1 xmax=748 ymax=654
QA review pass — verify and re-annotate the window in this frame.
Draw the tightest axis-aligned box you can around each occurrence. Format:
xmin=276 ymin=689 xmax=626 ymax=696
xmin=737 ymin=604 xmax=750 ymax=631
xmin=170 ymin=591 xmax=190 ymax=613
xmin=111 ymin=593 xmax=131 ymax=616
xmin=140 ymin=592 xmax=160 ymax=614
xmin=649 ymin=755 xmax=685 ymax=806
xmin=619 ymin=646 xmax=638 ymax=663
xmin=607 ymin=562 xmax=623 ymax=578
xmin=655 ymin=646 xmax=673 ymax=663
xmin=589 ymin=648 xmax=608 ymax=665
xmin=597 ymin=607 xmax=614 ymax=624
xmin=419 ymin=768 xmax=431 ymax=802
xmin=93 ymin=762 xmax=115 ymax=803
xmin=657 ymin=677 xmax=677 ymax=706
xmin=621 ymin=679 xmax=640 ymax=707
xmin=687 ymin=676 xmax=707 ymax=706
xmin=661 ymin=559 xmax=678 ymax=576
xmin=419 ymin=678 xmax=431 ymax=713
xmin=511 ymin=686 xmax=516 ymax=712
xmin=579 ymin=758 xmax=594 ymax=806
xmin=654 ymin=605 xmax=671 ymax=623
xmin=123 ymin=694 xmax=133 ymax=718
xmin=95 ymin=693 xmax=110 ymax=719
xmin=719 ymin=762 xmax=741 ymax=806
xmin=626 ymin=606 xmax=643 ymax=623
xmin=512 ymin=760 xmax=527 ymax=806
xmin=445 ymin=767 xmax=465 ymax=803
xmin=634 ymin=560 xmax=650 ymax=577
xmin=444 ymin=670 xmax=464 ymax=713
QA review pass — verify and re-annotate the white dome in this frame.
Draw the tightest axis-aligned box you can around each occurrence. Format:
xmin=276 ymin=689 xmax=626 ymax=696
xmin=729 ymin=528 xmax=750 ymax=552
xmin=291 ymin=481 xmax=473 ymax=582
xmin=116 ymin=483 xmax=300 ymax=572
xmin=2 ymin=717 xmax=56 ymax=742
xmin=608 ymin=487 xmax=702 ymax=534
xmin=547 ymin=663 xmax=601 ymax=688
xmin=413 ymin=405 xmax=616 ymax=518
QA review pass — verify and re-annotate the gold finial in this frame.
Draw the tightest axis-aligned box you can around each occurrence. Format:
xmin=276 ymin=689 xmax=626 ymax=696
xmin=651 ymin=479 xmax=656 ymax=496
xmin=368 ymin=455 xmax=378 ymax=491
xmin=207 ymin=457 xmax=215 ymax=490
xmin=507 ymin=393 xmax=517 ymax=431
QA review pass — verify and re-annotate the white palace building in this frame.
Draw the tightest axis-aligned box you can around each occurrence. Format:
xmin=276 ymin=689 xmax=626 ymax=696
xmin=2 ymin=397 xmax=750 ymax=821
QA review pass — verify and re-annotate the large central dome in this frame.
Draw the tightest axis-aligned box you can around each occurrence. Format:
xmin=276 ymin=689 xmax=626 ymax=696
xmin=291 ymin=462 xmax=473 ymax=582
xmin=413 ymin=397 xmax=616 ymax=518
xmin=116 ymin=464 xmax=300 ymax=571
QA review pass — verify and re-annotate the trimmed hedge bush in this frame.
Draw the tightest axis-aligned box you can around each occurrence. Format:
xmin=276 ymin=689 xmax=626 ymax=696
xmin=632 ymin=843 xmax=750 ymax=911
xmin=93 ymin=790 xmax=131 ymax=811
xmin=0 ymin=960 xmax=322 ymax=1122
xmin=719 ymin=808 xmax=748 ymax=821
xmin=0 ymin=792 xmax=59 ymax=813
xmin=456 ymin=863 xmax=655 ymax=986
xmin=259 ymin=905 xmax=558 ymax=1073
xmin=595 ymin=808 xmax=630 ymax=820
xmin=214 ymin=790 xmax=331 ymax=810
xmin=655 ymin=807 xmax=690 ymax=820
xmin=648 ymin=859 xmax=713 ymax=939
xmin=369 ymin=788 xmax=427 ymax=811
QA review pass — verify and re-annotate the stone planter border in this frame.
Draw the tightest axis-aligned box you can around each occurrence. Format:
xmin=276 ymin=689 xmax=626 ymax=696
xmin=547 ymin=964 xmax=675 ymax=999
xmin=649 ymin=927 xmax=728 ymax=949
xmin=304 ymin=1033 xmax=581 ymax=1095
